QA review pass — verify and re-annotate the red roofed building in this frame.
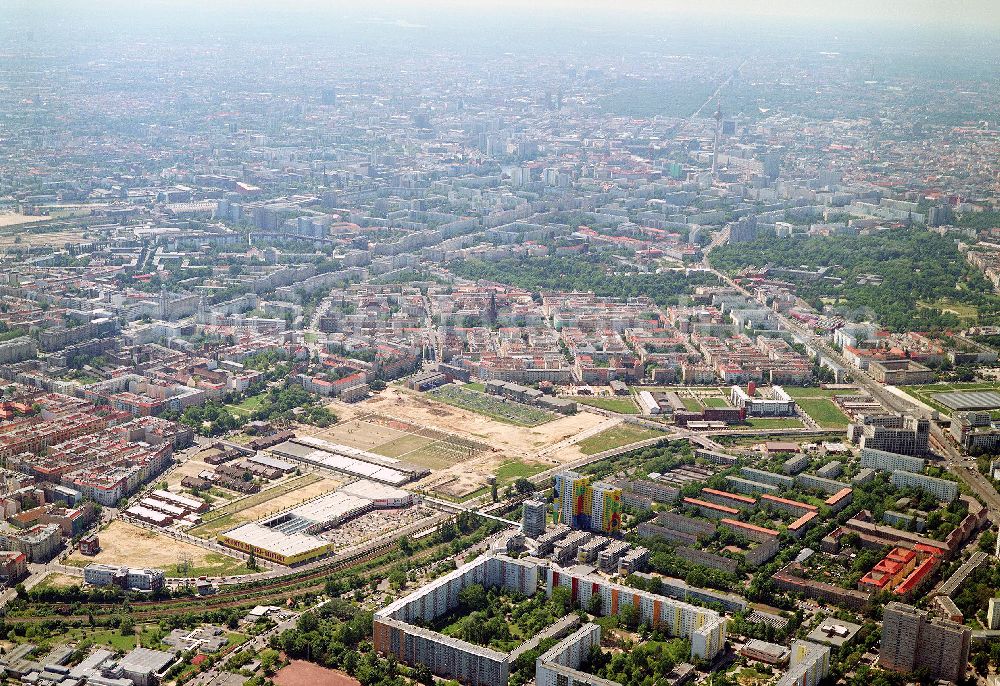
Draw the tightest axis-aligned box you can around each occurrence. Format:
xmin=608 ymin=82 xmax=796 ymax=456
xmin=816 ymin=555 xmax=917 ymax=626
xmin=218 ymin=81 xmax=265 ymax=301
xmin=825 ymin=487 xmax=854 ymax=513
xmin=720 ymin=518 xmax=779 ymax=543
xmin=760 ymin=493 xmax=818 ymax=517
xmin=682 ymin=497 xmax=739 ymax=519
xmin=858 ymin=546 xmax=941 ymax=596
xmin=788 ymin=511 xmax=820 ymax=538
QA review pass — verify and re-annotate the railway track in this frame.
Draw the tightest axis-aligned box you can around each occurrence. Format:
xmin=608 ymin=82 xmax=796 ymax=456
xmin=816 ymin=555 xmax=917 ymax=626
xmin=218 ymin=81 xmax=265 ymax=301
xmin=3 ymin=539 xmax=403 ymax=625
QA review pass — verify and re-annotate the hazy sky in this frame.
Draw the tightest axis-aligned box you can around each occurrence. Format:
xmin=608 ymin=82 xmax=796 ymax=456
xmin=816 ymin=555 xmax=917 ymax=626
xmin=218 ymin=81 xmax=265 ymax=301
xmin=8 ymin=0 xmax=1000 ymax=31
xmin=4 ymin=0 xmax=999 ymax=52
xmin=392 ymin=0 xmax=1000 ymax=25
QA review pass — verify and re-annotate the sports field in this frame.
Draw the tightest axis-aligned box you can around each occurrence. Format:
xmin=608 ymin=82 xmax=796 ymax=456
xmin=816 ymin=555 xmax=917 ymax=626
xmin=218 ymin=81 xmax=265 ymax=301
xmin=795 ymin=397 xmax=850 ymax=428
xmin=427 ymin=385 xmax=556 ymax=426
xmin=899 ymin=381 xmax=1000 ymax=416
xmin=569 ymin=395 xmax=639 ymax=414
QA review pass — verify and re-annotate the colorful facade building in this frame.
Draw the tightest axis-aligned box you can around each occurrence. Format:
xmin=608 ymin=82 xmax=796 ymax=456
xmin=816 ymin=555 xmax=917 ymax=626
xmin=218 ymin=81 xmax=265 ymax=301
xmin=553 ymin=471 xmax=621 ymax=534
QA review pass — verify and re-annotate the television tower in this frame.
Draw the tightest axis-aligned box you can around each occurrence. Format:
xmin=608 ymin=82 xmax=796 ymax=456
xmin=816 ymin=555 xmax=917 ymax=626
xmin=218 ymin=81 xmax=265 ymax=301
xmin=712 ymin=102 xmax=723 ymax=176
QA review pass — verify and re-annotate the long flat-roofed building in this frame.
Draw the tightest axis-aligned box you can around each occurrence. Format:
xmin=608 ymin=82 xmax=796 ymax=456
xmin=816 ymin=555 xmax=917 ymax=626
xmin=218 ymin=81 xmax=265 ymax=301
xmin=374 ymin=554 xmax=539 ymax=686
xmin=220 ymin=480 xmax=416 ymax=565
xmin=547 ymin=565 xmax=726 ymax=660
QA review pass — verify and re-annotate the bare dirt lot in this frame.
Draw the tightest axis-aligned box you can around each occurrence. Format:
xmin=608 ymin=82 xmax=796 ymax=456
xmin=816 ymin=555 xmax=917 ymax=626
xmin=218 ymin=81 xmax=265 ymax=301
xmin=0 ymin=229 xmax=89 ymax=251
xmin=34 ymin=572 xmax=82 ymax=590
xmin=362 ymin=386 xmax=607 ymax=458
xmin=324 ymin=386 xmax=609 ymax=498
xmin=309 ymin=418 xmax=409 ymax=451
xmin=64 ymin=520 xmax=247 ymax=576
xmin=274 ymin=661 xmax=360 ymax=686
xmin=0 ymin=213 xmax=51 ymax=227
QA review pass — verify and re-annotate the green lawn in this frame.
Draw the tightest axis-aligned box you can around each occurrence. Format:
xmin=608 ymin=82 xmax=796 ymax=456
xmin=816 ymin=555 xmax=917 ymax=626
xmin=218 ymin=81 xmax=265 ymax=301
xmin=701 ymin=397 xmax=731 ymax=409
xmin=739 ymin=417 xmax=805 ymax=429
xmin=494 ymin=460 xmax=547 ymax=483
xmin=576 ymin=425 xmax=667 ymax=455
xmin=164 ymin=553 xmax=251 ymax=578
xmin=918 ymin=298 xmax=979 ymax=323
xmin=464 ymin=382 xmax=486 ymax=392
xmin=797 ymin=398 xmax=850 ymax=428
xmin=682 ymin=397 xmax=702 ymax=412
xmin=569 ymin=396 xmax=639 ymax=414
xmin=224 ymin=393 xmax=268 ymax=417
xmin=225 ymin=632 xmax=250 ymax=649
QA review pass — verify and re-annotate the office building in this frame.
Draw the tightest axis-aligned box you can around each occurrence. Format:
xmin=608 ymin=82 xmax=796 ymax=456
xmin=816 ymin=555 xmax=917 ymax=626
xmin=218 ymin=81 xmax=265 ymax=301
xmin=84 ymin=564 xmax=166 ymax=591
xmin=853 ymin=414 xmax=929 ymax=456
xmin=730 ymin=385 xmax=795 ymax=416
xmin=879 ymin=602 xmax=970 ymax=683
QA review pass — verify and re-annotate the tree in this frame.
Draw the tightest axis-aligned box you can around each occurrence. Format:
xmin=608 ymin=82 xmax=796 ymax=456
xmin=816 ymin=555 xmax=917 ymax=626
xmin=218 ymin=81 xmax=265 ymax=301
xmin=551 ymin=586 xmax=573 ymax=615
xmin=458 ymin=583 xmax=487 ymax=611
xmin=618 ymin=602 xmax=639 ymax=630
xmin=119 ymin=615 xmax=135 ymax=636
xmin=388 ymin=567 xmax=407 ymax=589
xmin=412 ymin=663 xmax=434 ymax=685
xmin=247 ymin=550 xmax=258 ymax=571
xmin=514 ymin=478 xmax=536 ymax=495
xmin=588 ymin=592 xmax=603 ymax=616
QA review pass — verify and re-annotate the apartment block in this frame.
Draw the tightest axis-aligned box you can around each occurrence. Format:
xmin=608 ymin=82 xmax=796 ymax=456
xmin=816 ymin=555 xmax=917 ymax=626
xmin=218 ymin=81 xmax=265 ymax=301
xmin=741 ymin=467 xmax=795 ymax=489
xmin=0 ymin=523 xmax=61 ymax=562
xmin=879 ymin=602 xmax=970 ymax=682
xmin=777 ymin=641 xmax=830 ymax=686
xmin=521 ymin=499 xmax=548 ymax=538
xmin=890 ymin=470 xmax=958 ymax=503
xmin=725 ymin=476 xmax=779 ymax=496
xmin=373 ymin=554 xmax=539 ymax=686
xmin=0 ymin=551 xmax=27 ymax=584
xmin=860 ymin=447 xmax=926 ymax=473
xmin=700 ymin=487 xmax=757 ymax=511
xmin=536 ymin=623 xmax=617 ymax=686
xmin=0 ymin=337 xmax=36 ymax=365
xmin=546 ymin=566 xmax=726 ymax=660
xmin=553 ymin=471 xmax=622 ymax=534
xmin=760 ymin=494 xmax=818 ymax=517
xmin=795 ymin=472 xmax=850 ymax=495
